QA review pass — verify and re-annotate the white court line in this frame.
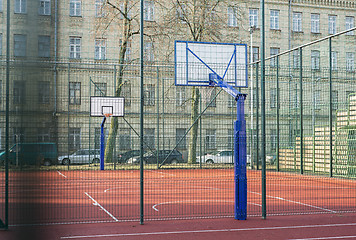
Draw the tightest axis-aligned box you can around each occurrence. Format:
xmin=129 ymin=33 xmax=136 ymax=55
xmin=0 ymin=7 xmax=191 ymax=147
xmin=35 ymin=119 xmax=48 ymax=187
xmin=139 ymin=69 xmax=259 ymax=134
xmin=84 ymin=192 xmax=118 ymax=222
xmin=290 ymin=236 xmax=356 ymax=240
xmin=57 ymin=171 xmax=67 ymax=178
xmin=152 ymin=200 xmax=234 ymax=212
xmin=249 ymin=191 xmax=337 ymax=213
xmin=60 ymin=223 xmax=356 ymax=239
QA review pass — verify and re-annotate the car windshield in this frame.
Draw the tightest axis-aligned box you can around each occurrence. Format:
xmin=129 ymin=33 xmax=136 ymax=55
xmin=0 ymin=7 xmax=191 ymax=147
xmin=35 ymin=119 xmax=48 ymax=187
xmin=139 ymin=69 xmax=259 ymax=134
xmin=207 ymin=150 xmax=220 ymax=155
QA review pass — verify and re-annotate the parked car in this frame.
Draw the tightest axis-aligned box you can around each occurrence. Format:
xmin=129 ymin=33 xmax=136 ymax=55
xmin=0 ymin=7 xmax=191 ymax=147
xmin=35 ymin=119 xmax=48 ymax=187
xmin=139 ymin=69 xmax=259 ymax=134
xmin=247 ymin=154 xmax=276 ymax=165
xmin=117 ymin=150 xmax=142 ymax=164
xmin=58 ymin=149 xmax=100 ymax=165
xmin=127 ymin=150 xmax=184 ymax=164
xmin=197 ymin=150 xmax=234 ymax=164
xmin=0 ymin=143 xmax=58 ymax=166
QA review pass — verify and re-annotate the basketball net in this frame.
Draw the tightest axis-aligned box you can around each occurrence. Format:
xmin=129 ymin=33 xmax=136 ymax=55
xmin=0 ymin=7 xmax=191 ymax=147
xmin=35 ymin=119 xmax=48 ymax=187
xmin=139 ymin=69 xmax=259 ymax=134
xmin=202 ymin=86 xmax=215 ymax=104
xmin=104 ymin=113 xmax=113 ymax=118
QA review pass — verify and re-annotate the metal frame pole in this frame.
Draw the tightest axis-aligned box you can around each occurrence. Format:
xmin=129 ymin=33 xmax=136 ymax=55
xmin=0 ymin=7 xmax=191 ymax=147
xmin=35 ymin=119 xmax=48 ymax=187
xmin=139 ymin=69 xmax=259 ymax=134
xmin=329 ymin=38 xmax=333 ymax=177
xmin=234 ymin=94 xmax=247 ymax=220
xmin=299 ymin=47 xmax=303 ymax=175
xmin=140 ymin=0 xmax=145 ymax=225
xmin=100 ymin=117 xmax=106 ymax=170
xmin=260 ymin=0 xmax=267 ymax=220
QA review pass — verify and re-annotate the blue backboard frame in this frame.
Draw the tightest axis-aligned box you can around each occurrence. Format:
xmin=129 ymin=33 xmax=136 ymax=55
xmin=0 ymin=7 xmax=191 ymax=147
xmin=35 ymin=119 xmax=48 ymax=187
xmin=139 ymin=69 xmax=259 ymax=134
xmin=174 ymin=40 xmax=248 ymax=88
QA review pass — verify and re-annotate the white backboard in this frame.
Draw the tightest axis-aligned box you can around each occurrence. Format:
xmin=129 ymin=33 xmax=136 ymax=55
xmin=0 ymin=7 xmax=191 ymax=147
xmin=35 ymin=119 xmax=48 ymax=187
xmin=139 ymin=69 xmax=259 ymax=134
xmin=90 ymin=97 xmax=125 ymax=117
xmin=175 ymin=41 xmax=247 ymax=87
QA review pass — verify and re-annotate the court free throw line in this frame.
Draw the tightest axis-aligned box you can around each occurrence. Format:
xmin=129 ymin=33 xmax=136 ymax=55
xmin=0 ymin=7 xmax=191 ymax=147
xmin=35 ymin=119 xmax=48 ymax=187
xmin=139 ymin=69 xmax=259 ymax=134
xmin=60 ymin=223 xmax=356 ymax=239
xmin=84 ymin=192 xmax=118 ymax=222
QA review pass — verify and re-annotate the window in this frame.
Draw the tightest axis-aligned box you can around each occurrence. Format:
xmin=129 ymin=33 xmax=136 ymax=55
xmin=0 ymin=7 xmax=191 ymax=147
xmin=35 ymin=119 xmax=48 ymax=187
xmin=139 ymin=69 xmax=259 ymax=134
xmin=331 ymin=51 xmax=337 ymax=71
xmin=228 ymin=6 xmax=238 ymax=27
xmin=332 ymin=90 xmax=338 ymax=110
xmin=252 ymin=47 xmax=259 ymax=62
xmin=14 ymin=34 xmax=27 ymax=57
xmin=346 ymin=52 xmax=354 ymax=71
xmin=176 ymin=2 xmax=186 ymax=23
xmin=293 ymin=12 xmax=302 ymax=32
xmin=204 ymin=87 xmax=216 ymax=107
xmin=311 ymin=50 xmax=320 ymax=70
xmin=249 ymin=9 xmax=258 ymax=27
xmin=13 ymin=128 xmax=25 ymax=143
xmin=15 ymin=0 xmax=27 ymax=14
xmin=39 ymin=0 xmax=50 ymax=15
xmin=227 ymin=129 xmax=234 ymax=149
xmin=346 ymin=16 xmax=354 ymax=35
xmin=144 ymin=84 xmax=155 ymax=106
xmin=0 ymin=34 xmax=2 ymax=55
xmin=311 ymin=13 xmax=320 ymax=33
xmin=144 ymin=42 xmax=154 ymax=62
xmin=118 ymin=128 xmax=131 ymax=150
xmin=93 ymin=82 xmax=107 ymax=96
xmin=176 ymin=86 xmax=186 ymax=106
xmin=314 ymin=90 xmax=321 ymax=110
xmin=69 ymin=82 xmax=81 ymax=105
xmin=270 ymin=88 xmax=277 ymax=109
xmin=70 ymin=0 xmax=81 ymax=16
xmin=293 ymin=49 xmax=300 ymax=69
xmin=144 ymin=0 xmax=154 ymax=21
xmin=38 ymin=35 xmax=50 ymax=58
xmin=143 ymin=128 xmax=155 ymax=150
xmin=176 ymin=128 xmax=186 ymax=149
xmin=328 ymin=15 xmax=336 ymax=34
xmin=270 ymin=10 xmax=279 ymax=30
xmin=119 ymin=2 xmax=131 ymax=20
xmin=38 ymin=128 xmax=50 ymax=142
xmin=13 ymin=81 xmax=25 ymax=104
xmin=95 ymin=0 xmax=105 ymax=17
xmin=270 ymin=129 xmax=277 ymax=151
xmin=119 ymin=39 xmax=131 ymax=62
xmin=69 ymin=128 xmax=81 ymax=150
xmin=38 ymin=81 xmax=50 ymax=104
xmin=69 ymin=37 xmax=81 ymax=59
xmin=121 ymin=83 xmax=131 ymax=106
xmin=205 ymin=129 xmax=216 ymax=150
xmin=0 ymin=80 xmax=2 ymax=105
xmin=270 ymin=47 xmax=279 ymax=67
xmin=95 ymin=39 xmax=106 ymax=60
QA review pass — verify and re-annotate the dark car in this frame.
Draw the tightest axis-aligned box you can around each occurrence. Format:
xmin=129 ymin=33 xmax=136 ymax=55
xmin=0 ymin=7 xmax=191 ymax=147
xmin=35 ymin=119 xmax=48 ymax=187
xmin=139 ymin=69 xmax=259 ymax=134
xmin=127 ymin=150 xmax=184 ymax=164
xmin=117 ymin=150 xmax=142 ymax=163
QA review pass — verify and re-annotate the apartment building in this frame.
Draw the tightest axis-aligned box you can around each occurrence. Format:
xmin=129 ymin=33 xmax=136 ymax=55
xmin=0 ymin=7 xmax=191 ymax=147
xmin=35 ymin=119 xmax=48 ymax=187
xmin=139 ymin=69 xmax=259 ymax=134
xmin=0 ymin=0 xmax=355 ymax=160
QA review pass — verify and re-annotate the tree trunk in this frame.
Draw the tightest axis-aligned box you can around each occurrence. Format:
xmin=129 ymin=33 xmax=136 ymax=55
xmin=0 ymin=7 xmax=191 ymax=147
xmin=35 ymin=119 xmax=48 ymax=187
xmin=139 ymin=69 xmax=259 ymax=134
xmin=104 ymin=0 xmax=130 ymax=163
xmin=187 ymin=87 xmax=200 ymax=164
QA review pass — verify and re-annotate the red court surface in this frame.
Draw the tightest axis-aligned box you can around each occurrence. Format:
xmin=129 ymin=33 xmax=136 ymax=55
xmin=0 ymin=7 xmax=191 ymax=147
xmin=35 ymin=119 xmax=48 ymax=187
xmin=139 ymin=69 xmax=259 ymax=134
xmin=1 ymin=212 xmax=356 ymax=240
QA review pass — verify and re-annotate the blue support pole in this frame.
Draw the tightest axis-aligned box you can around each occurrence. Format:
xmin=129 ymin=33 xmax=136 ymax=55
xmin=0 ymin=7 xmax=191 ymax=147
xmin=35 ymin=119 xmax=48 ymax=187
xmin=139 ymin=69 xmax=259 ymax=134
xmin=100 ymin=116 xmax=106 ymax=170
xmin=234 ymin=94 xmax=247 ymax=220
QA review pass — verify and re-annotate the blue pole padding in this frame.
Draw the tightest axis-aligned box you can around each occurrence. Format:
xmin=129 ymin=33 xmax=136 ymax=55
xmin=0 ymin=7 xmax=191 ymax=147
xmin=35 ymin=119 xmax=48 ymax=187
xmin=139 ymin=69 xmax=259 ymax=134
xmin=100 ymin=116 xmax=106 ymax=170
xmin=234 ymin=94 xmax=247 ymax=220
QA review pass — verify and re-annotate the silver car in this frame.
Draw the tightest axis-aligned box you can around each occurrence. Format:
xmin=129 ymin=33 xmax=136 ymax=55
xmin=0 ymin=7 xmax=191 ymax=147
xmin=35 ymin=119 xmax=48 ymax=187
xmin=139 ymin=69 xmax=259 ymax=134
xmin=58 ymin=149 xmax=100 ymax=165
xmin=196 ymin=150 xmax=234 ymax=164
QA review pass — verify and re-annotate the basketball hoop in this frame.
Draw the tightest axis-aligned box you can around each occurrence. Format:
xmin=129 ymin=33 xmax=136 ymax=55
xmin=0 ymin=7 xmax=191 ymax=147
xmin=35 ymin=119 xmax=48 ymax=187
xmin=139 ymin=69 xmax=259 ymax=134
xmin=104 ymin=113 xmax=112 ymax=118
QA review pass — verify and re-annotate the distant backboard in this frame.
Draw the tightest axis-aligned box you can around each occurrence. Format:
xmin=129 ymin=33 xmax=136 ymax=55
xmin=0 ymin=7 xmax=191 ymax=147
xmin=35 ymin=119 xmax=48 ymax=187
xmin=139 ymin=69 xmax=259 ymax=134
xmin=175 ymin=41 xmax=247 ymax=87
xmin=90 ymin=97 xmax=124 ymax=117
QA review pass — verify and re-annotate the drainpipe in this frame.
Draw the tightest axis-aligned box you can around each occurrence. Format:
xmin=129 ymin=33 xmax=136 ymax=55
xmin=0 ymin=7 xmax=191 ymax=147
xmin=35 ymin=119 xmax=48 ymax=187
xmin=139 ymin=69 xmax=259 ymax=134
xmin=54 ymin=0 xmax=58 ymax=114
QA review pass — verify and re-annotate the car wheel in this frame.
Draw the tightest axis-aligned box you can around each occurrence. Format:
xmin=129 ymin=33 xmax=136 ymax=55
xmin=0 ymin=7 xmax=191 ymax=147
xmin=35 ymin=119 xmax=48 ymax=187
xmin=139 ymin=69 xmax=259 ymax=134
xmin=171 ymin=159 xmax=178 ymax=164
xmin=92 ymin=158 xmax=100 ymax=164
xmin=206 ymin=159 xmax=214 ymax=164
xmin=62 ymin=158 xmax=70 ymax=165
xmin=43 ymin=159 xmax=52 ymax=166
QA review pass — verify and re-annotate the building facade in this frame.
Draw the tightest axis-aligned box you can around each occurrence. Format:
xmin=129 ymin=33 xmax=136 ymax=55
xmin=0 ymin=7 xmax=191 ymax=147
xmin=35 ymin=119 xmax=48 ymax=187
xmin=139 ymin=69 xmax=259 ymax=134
xmin=0 ymin=0 xmax=356 ymax=166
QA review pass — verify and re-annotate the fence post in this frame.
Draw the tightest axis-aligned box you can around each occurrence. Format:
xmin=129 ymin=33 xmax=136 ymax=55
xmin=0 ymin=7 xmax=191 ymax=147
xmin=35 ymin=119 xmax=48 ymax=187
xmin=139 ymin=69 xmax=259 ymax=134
xmin=329 ymin=38 xmax=333 ymax=177
xmin=299 ymin=48 xmax=304 ymax=175
xmin=276 ymin=56 xmax=280 ymax=172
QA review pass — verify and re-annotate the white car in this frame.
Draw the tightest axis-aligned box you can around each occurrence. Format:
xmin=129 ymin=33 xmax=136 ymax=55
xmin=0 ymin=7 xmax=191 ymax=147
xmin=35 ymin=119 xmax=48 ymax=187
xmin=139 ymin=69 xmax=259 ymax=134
xmin=58 ymin=149 xmax=100 ymax=165
xmin=196 ymin=150 xmax=234 ymax=164
xmin=247 ymin=154 xmax=275 ymax=165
